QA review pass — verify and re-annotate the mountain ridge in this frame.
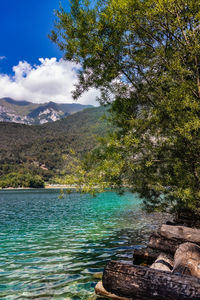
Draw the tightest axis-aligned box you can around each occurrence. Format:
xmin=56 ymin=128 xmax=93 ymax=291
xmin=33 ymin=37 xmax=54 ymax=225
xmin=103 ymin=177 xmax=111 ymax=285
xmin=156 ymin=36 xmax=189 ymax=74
xmin=0 ymin=97 xmax=93 ymax=125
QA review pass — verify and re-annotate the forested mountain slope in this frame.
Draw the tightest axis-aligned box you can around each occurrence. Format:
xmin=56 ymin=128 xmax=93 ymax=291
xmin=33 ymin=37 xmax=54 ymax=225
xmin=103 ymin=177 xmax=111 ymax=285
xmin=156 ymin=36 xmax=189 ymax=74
xmin=0 ymin=106 xmax=109 ymax=182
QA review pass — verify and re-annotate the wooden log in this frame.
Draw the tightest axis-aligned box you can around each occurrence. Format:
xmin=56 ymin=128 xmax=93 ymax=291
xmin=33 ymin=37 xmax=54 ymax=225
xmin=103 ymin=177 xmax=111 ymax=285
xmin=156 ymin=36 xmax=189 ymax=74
xmin=160 ymin=225 xmax=200 ymax=244
xmin=173 ymin=242 xmax=200 ymax=278
xmin=133 ymin=247 xmax=161 ymax=265
xmin=150 ymin=252 xmax=173 ymax=272
xmin=103 ymin=261 xmax=200 ymax=300
xmin=148 ymin=233 xmax=180 ymax=254
xmin=95 ymin=281 xmax=131 ymax=300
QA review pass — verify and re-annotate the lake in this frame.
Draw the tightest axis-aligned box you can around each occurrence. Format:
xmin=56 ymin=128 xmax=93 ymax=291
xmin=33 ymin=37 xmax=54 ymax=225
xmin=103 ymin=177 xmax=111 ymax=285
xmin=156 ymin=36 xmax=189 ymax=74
xmin=0 ymin=189 xmax=161 ymax=299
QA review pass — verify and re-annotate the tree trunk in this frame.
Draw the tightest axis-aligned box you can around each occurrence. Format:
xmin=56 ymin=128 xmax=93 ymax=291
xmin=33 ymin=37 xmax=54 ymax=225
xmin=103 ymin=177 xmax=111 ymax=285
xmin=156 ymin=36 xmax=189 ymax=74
xmin=150 ymin=252 xmax=173 ymax=272
xmin=103 ymin=261 xmax=200 ymax=300
xmin=173 ymin=242 xmax=200 ymax=278
xmin=160 ymin=225 xmax=200 ymax=244
xmin=133 ymin=247 xmax=161 ymax=265
xmin=148 ymin=233 xmax=180 ymax=254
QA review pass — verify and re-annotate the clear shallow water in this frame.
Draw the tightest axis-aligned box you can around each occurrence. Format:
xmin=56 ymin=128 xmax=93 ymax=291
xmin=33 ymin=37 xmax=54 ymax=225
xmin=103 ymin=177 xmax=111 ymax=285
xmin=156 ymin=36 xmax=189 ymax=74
xmin=0 ymin=190 xmax=160 ymax=299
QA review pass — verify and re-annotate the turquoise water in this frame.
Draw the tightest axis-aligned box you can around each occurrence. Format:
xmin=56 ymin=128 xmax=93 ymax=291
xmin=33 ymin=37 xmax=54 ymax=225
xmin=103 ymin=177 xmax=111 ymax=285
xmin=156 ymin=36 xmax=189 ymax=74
xmin=0 ymin=190 xmax=159 ymax=299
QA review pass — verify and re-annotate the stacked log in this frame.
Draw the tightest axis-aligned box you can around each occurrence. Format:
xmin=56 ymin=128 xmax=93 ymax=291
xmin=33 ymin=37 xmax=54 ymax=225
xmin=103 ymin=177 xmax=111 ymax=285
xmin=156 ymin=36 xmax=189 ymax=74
xmin=102 ymin=261 xmax=200 ymax=300
xmin=148 ymin=225 xmax=200 ymax=255
xmin=160 ymin=225 xmax=200 ymax=243
xmin=148 ymin=232 xmax=180 ymax=254
xmin=148 ymin=225 xmax=200 ymax=253
xmin=95 ymin=224 xmax=200 ymax=299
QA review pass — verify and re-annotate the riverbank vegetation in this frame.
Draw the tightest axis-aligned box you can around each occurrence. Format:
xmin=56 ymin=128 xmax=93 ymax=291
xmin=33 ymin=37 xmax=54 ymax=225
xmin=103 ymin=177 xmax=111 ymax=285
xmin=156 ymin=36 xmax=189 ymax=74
xmin=51 ymin=0 xmax=200 ymax=217
xmin=0 ymin=172 xmax=44 ymax=188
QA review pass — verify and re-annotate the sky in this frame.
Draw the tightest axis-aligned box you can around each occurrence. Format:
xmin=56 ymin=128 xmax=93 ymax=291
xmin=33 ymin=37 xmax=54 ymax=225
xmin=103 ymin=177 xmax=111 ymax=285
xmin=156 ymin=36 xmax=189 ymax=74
xmin=0 ymin=0 xmax=99 ymax=105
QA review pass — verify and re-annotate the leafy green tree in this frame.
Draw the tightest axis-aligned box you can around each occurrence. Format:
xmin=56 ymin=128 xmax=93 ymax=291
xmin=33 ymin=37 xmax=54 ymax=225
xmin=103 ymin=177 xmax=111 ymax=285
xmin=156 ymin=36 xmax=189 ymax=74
xmin=0 ymin=173 xmax=44 ymax=188
xmin=29 ymin=175 xmax=44 ymax=188
xmin=51 ymin=0 xmax=200 ymax=216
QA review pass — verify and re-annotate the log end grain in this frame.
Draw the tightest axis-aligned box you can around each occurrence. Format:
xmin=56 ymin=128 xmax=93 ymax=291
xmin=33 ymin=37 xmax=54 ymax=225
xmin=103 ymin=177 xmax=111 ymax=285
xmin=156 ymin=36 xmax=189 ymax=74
xmin=173 ymin=242 xmax=200 ymax=278
xmin=150 ymin=252 xmax=173 ymax=272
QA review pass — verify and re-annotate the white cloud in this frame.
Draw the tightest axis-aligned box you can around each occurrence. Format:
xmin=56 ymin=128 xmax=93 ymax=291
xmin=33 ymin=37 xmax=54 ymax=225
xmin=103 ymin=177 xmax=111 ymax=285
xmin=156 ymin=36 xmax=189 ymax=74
xmin=0 ymin=58 xmax=99 ymax=105
xmin=0 ymin=56 xmax=6 ymax=61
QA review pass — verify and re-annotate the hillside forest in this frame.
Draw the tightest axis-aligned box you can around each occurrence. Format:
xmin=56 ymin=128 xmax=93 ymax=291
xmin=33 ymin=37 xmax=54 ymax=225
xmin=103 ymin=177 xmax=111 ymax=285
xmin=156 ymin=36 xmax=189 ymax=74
xmin=0 ymin=106 xmax=109 ymax=188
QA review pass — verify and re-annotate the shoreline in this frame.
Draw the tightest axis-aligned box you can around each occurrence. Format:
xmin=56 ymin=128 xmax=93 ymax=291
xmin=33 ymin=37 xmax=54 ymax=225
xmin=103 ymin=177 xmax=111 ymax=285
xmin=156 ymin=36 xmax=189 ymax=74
xmin=0 ymin=185 xmax=77 ymax=191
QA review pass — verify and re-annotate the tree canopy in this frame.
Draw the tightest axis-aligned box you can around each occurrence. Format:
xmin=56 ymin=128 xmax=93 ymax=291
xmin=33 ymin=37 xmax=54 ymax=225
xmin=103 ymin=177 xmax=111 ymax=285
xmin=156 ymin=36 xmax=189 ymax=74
xmin=0 ymin=173 xmax=44 ymax=189
xmin=51 ymin=0 xmax=200 ymax=216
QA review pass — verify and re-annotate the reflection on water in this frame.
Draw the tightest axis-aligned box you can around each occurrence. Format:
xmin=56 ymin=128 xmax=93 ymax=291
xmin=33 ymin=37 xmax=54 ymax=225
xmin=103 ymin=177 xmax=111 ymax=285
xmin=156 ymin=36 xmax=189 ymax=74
xmin=0 ymin=190 xmax=164 ymax=299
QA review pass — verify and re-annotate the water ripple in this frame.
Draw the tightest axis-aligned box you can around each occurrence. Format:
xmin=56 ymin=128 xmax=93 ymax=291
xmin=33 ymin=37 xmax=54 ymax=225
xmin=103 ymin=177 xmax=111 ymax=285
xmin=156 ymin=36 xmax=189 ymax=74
xmin=0 ymin=189 xmax=167 ymax=299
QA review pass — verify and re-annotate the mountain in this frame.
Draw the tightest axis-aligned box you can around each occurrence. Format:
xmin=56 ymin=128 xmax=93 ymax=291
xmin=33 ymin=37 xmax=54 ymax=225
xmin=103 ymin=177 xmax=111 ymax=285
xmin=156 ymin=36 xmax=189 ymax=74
xmin=27 ymin=101 xmax=65 ymax=124
xmin=0 ymin=98 xmax=93 ymax=125
xmin=58 ymin=103 xmax=93 ymax=114
xmin=0 ymin=106 xmax=110 ymax=182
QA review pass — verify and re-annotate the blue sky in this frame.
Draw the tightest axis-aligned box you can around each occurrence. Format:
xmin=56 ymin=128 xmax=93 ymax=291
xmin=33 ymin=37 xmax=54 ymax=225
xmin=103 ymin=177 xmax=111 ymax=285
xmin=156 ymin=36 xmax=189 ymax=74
xmin=0 ymin=0 xmax=99 ymax=104
xmin=0 ymin=0 xmax=65 ymax=75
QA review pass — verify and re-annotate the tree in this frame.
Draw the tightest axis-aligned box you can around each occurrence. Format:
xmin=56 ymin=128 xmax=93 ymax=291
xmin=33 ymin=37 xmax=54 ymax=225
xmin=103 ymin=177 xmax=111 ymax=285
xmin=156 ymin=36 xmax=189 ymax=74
xmin=0 ymin=173 xmax=44 ymax=188
xmin=28 ymin=175 xmax=44 ymax=188
xmin=51 ymin=0 xmax=200 ymax=216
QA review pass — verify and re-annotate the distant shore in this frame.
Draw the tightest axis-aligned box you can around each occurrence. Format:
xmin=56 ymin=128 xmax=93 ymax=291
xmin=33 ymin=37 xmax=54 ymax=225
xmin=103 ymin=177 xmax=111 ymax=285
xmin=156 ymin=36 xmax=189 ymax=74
xmin=0 ymin=185 xmax=77 ymax=191
xmin=45 ymin=184 xmax=77 ymax=189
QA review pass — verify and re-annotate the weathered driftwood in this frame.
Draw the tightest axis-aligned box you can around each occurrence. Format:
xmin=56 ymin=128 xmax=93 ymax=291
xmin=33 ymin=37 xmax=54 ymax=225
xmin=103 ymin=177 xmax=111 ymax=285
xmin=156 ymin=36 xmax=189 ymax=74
xmin=103 ymin=260 xmax=200 ymax=300
xmin=95 ymin=281 xmax=130 ymax=300
xmin=150 ymin=252 xmax=173 ymax=272
xmin=148 ymin=233 xmax=180 ymax=254
xmin=173 ymin=242 xmax=200 ymax=278
xmin=160 ymin=225 xmax=200 ymax=244
xmin=133 ymin=247 xmax=161 ymax=265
